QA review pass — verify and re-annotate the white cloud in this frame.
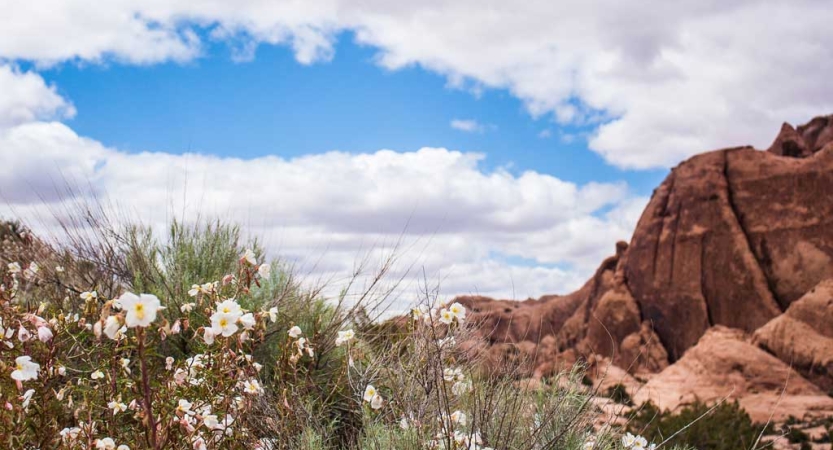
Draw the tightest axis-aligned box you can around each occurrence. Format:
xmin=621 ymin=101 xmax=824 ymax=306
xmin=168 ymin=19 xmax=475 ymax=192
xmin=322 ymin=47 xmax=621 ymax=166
xmin=450 ymin=119 xmax=485 ymax=133
xmin=0 ymin=65 xmax=75 ymax=128
xmin=2 ymin=1 xmax=829 ymax=168
xmin=537 ymin=129 xmax=552 ymax=139
xmin=0 ymin=119 xmax=641 ymax=310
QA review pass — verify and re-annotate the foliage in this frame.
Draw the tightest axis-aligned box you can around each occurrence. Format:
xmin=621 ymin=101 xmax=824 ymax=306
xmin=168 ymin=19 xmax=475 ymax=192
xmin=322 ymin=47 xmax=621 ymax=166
xmin=627 ymin=400 xmax=765 ymax=450
xmin=0 ymin=216 xmax=696 ymax=449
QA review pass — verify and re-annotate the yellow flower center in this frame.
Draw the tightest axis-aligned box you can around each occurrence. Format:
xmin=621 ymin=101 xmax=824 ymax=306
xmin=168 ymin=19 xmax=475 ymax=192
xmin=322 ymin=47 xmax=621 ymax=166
xmin=16 ymin=363 xmax=23 ymax=371
xmin=134 ymin=303 xmax=145 ymax=320
xmin=219 ymin=318 xmax=228 ymax=327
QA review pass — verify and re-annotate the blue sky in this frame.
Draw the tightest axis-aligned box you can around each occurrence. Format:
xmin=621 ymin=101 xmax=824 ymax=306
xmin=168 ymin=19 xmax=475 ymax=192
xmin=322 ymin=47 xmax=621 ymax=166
xmin=36 ymin=33 xmax=667 ymax=194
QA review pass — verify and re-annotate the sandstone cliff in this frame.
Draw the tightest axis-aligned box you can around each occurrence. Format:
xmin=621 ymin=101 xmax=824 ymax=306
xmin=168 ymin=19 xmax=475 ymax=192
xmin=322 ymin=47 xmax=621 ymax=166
xmin=459 ymin=115 xmax=833 ymax=420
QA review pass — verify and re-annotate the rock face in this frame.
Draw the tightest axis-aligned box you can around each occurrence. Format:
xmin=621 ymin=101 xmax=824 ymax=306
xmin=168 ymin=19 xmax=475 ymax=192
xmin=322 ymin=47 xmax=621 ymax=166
xmin=632 ymin=326 xmax=833 ymax=423
xmin=754 ymin=279 xmax=833 ymax=391
xmin=459 ymin=115 xmax=833 ymax=417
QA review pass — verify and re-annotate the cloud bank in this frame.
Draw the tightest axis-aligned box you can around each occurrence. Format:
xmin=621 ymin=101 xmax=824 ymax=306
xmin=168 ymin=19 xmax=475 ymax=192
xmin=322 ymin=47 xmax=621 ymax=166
xmin=2 ymin=1 xmax=831 ymax=168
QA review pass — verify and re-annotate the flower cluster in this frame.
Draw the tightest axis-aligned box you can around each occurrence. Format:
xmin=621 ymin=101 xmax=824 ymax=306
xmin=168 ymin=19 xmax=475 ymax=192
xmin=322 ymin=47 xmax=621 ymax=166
xmin=412 ymin=301 xmax=466 ymax=326
xmin=621 ymin=432 xmax=656 ymax=450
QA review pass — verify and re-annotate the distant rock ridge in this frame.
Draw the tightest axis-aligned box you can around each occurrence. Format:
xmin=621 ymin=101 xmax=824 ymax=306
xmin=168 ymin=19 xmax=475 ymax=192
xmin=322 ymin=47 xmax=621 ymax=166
xmin=458 ymin=115 xmax=833 ymax=420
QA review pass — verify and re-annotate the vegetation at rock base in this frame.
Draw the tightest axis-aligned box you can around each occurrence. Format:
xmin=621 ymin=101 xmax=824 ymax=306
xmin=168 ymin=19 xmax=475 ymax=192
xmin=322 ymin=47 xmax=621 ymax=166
xmin=627 ymin=400 xmax=765 ymax=450
xmin=0 ymin=209 xmax=696 ymax=449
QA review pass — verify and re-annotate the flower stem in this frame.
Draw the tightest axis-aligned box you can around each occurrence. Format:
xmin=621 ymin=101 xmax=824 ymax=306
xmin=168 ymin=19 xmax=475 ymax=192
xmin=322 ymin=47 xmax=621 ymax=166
xmin=137 ymin=327 xmax=158 ymax=449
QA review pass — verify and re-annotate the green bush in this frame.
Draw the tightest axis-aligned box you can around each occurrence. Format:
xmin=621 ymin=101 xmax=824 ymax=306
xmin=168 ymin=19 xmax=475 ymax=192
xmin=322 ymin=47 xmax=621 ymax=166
xmin=605 ymin=383 xmax=633 ymax=407
xmin=628 ymin=400 xmax=766 ymax=450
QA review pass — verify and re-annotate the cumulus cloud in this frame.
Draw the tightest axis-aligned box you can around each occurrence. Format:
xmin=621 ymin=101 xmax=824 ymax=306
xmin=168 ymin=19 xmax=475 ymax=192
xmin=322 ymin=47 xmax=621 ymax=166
xmin=0 ymin=65 xmax=75 ymax=128
xmin=450 ymin=119 xmax=485 ymax=133
xmin=0 ymin=119 xmax=641 ymax=309
xmin=4 ymin=1 xmax=823 ymax=167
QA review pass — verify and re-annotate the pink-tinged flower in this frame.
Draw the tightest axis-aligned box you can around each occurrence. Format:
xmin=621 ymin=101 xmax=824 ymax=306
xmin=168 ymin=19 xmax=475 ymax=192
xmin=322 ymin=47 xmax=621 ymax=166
xmin=37 ymin=326 xmax=53 ymax=342
xmin=17 ymin=326 xmax=31 ymax=342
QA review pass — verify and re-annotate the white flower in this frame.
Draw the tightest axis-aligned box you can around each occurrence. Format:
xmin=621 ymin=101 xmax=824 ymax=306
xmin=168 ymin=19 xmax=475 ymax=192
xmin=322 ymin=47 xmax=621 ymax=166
xmin=80 ymin=291 xmax=98 ymax=302
xmin=7 ymin=262 xmax=21 ymax=274
xmin=23 ymin=263 xmax=39 ymax=279
xmin=103 ymin=316 xmax=123 ymax=340
xmin=622 ymin=432 xmax=637 ymax=447
xmin=121 ymin=358 xmax=131 ymax=374
xmin=91 ymin=370 xmax=105 ymax=380
xmin=215 ymin=299 xmax=243 ymax=317
xmin=239 ymin=313 xmax=256 ymax=330
xmin=177 ymin=398 xmax=195 ymax=415
xmin=288 ymin=326 xmax=302 ymax=338
xmin=450 ymin=410 xmax=467 ymax=426
xmin=55 ymin=265 xmax=65 ymax=273
xmin=253 ymin=362 xmax=263 ymax=372
xmin=171 ymin=320 xmax=181 ymax=334
xmin=117 ymin=446 xmax=130 ymax=450
xmin=438 ymin=308 xmax=454 ymax=325
xmin=210 ymin=312 xmax=239 ymax=337
xmin=634 ymin=436 xmax=648 ymax=448
xmin=108 ymin=400 xmax=128 ymax=415
xmin=411 ymin=305 xmax=429 ymax=321
xmin=11 ymin=355 xmax=40 ymax=381
xmin=60 ymin=427 xmax=81 ymax=442
xmin=57 ymin=365 xmax=66 ymax=376
xmin=448 ymin=302 xmax=466 ymax=321
xmin=583 ymin=441 xmax=595 ymax=450
xmin=95 ymin=437 xmax=116 ymax=450
xmin=119 ymin=292 xmax=162 ymax=328
xmin=17 ymin=326 xmax=31 ymax=342
xmin=257 ymin=263 xmax=271 ymax=278
xmin=363 ymin=384 xmax=378 ymax=403
xmin=335 ymin=329 xmax=355 ymax=347
xmin=201 ymin=282 xmax=216 ymax=294
xmin=203 ymin=414 xmax=219 ymax=428
xmin=267 ymin=306 xmax=278 ymax=323
xmin=241 ymin=249 xmax=257 ymax=265
xmin=399 ymin=417 xmax=409 ymax=430
xmin=188 ymin=284 xmax=201 ymax=297
xmin=166 ymin=356 xmax=175 ymax=371
xmin=181 ymin=302 xmax=196 ymax=313
xmin=37 ymin=326 xmax=53 ymax=342
xmin=242 ymin=378 xmax=263 ymax=395
xmin=20 ymin=389 xmax=35 ymax=408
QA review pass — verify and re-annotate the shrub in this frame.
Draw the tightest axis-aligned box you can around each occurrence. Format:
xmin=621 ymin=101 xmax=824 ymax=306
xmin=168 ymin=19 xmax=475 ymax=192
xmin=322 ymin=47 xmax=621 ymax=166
xmin=0 ymin=217 xmax=692 ymax=449
xmin=605 ymin=383 xmax=634 ymax=407
xmin=628 ymin=400 xmax=765 ymax=450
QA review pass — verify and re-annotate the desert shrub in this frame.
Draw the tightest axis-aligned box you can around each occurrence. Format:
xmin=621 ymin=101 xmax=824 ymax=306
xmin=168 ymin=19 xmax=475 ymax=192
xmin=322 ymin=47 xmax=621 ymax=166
xmin=605 ymin=383 xmax=634 ymax=407
xmin=0 ymin=217 xmax=692 ymax=449
xmin=628 ymin=400 xmax=765 ymax=450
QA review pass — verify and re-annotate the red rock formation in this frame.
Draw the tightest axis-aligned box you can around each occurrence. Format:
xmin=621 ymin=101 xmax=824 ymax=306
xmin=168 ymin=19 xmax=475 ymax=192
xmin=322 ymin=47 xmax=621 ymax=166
xmin=460 ymin=115 xmax=833 ymax=401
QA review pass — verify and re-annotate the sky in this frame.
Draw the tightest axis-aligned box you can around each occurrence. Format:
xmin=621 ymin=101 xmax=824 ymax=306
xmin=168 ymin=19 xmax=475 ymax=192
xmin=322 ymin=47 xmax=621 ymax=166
xmin=1 ymin=0 xmax=832 ymax=311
